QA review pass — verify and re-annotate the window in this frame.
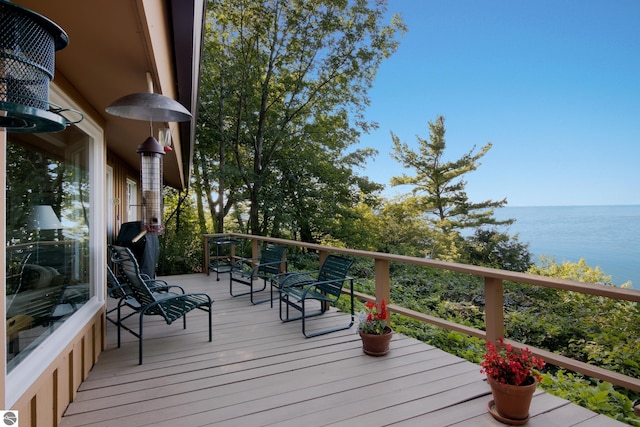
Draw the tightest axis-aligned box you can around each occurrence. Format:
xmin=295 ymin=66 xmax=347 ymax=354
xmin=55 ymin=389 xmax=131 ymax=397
xmin=127 ymin=178 xmax=138 ymax=221
xmin=6 ymin=127 xmax=92 ymax=372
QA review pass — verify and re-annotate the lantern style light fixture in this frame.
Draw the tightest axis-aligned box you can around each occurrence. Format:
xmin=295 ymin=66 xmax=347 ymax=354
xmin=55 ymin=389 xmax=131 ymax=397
xmin=105 ymin=91 xmax=191 ymax=232
xmin=0 ymin=0 xmax=82 ymax=132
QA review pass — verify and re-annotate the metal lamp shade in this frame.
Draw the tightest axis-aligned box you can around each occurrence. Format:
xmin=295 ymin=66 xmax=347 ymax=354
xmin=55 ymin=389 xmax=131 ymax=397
xmin=105 ymin=92 xmax=192 ymax=123
xmin=28 ymin=205 xmax=62 ymax=231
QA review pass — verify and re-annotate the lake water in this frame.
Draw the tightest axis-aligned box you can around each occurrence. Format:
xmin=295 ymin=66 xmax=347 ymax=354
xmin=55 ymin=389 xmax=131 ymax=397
xmin=493 ymin=205 xmax=640 ymax=289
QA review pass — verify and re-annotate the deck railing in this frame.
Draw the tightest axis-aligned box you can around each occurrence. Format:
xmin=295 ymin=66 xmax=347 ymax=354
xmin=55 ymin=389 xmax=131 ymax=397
xmin=203 ymin=233 xmax=640 ymax=392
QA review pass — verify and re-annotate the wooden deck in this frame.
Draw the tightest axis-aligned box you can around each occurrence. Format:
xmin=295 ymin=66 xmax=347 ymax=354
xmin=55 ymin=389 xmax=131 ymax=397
xmin=60 ymin=273 xmax=625 ymax=426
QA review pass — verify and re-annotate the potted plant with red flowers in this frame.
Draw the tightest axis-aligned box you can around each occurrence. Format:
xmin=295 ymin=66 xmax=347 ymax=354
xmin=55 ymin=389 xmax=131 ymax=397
xmin=357 ymin=300 xmax=392 ymax=356
xmin=481 ymin=338 xmax=545 ymax=424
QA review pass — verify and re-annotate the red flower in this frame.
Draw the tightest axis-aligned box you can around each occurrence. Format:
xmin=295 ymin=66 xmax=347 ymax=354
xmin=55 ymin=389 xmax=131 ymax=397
xmin=480 ymin=338 xmax=545 ymax=386
xmin=358 ymin=300 xmax=390 ymax=335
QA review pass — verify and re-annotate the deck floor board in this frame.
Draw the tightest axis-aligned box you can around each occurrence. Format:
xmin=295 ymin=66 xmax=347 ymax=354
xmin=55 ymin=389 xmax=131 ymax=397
xmin=60 ymin=273 xmax=626 ymax=426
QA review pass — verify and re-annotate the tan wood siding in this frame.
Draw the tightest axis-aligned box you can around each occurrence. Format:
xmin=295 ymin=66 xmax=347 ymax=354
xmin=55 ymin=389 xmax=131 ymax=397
xmin=11 ymin=310 xmax=104 ymax=426
xmin=107 ymin=150 xmax=141 ymax=242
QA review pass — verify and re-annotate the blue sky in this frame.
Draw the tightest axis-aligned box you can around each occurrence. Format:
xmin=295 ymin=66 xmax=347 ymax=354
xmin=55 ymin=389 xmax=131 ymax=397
xmin=357 ymin=0 xmax=640 ymax=207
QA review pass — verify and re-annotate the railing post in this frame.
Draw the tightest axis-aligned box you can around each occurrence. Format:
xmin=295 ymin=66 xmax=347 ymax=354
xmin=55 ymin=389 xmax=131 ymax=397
xmin=318 ymin=250 xmax=330 ymax=310
xmin=251 ymin=238 xmax=259 ymax=260
xmin=374 ymin=258 xmax=391 ymax=305
xmin=203 ymin=234 xmax=210 ymax=274
xmin=318 ymin=249 xmax=328 ymax=266
xmin=484 ymin=277 xmax=504 ymax=344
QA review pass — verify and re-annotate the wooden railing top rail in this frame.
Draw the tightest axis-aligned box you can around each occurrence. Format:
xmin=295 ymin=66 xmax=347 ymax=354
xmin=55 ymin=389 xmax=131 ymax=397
xmin=204 ymin=233 xmax=640 ymax=303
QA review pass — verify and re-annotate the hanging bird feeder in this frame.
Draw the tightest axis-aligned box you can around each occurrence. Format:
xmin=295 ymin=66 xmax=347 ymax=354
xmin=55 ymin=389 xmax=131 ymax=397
xmin=106 ymin=91 xmax=192 ymax=233
xmin=0 ymin=0 xmax=81 ymax=132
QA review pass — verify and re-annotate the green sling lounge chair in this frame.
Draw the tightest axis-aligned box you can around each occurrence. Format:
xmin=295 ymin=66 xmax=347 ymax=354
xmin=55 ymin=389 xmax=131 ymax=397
xmin=110 ymin=245 xmax=214 ymax=364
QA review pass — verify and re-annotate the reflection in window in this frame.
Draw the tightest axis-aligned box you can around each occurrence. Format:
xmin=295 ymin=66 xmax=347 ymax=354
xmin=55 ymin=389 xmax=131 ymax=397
xmin=6 ymin=128 xmax=91 ymax=371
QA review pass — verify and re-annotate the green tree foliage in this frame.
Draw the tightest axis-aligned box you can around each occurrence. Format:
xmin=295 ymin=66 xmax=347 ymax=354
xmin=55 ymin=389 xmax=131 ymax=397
xmin=528 ymin=255 xmax=620 ymax=285
xmin=461 ymin=228 xmax=532 ymax=272
xmin=521 ymin=257 xmax=639 ymax=381
xmin=197 ymin=0 xmax=405 ymax=238
xmin=375 ymin=198 xmax=435 ymax=257
xmin=319 ymin=200 xmax=384 ymax=252
xmin=390 ymin=115 xmax=513 ymax=232
xmin=388 ymin=115 xmax=517 ymax=262
xmin=366 ymin=256 xmax=639 ymax=423
xmin=159 ymin=188 xmax=204 ymax=274
xmin=540 ymin=371 xmax=639 ymax=425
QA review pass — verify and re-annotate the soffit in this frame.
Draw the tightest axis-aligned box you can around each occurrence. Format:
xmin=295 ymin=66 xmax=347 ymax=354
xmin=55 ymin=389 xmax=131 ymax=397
xmin=11 ymin=0 xmax=199 ymax=189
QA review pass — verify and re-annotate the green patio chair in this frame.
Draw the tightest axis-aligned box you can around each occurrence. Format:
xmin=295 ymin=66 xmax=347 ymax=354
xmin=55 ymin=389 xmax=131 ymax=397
xmin=106 ymin=263 xmax=136 ymax=327
xmin=109 ymin=245 xmax=214 ymax=364
xmin=105 ymin=262 xmax=184 ymax=346
xmin=276 ymin=254 xmax=354 ymax=338
xmin=230 ymin=244 xmax=287 ymax=304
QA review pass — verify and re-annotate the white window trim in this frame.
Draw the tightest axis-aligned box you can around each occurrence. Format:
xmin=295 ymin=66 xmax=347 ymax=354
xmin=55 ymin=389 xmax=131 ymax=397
xmin=5 ymin=83 xmax=106 ymax=408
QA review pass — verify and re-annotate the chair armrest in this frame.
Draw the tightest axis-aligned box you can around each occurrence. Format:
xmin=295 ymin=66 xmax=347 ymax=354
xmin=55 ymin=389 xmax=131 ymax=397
xmin=301 ymin=276 xmax=354 ymax=299
xmin=144 ymin=279 xmax=185 ymax=294
xmin=108 ymin=283 xmax=130 ymax=298
xmin=251 ymin=259 xmax=288 ymax=274
xmin=141 ymin=292 xmax=213 ymax=313
xmin=274 ymin=270 xmax=319 ymax=288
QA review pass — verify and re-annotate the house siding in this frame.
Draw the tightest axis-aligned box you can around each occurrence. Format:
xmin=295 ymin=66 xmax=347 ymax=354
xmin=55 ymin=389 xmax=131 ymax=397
xmin=9 ymin=310 xmax=104 ymax=425
xmin=2 ymin=1 xmax=200 ymax=423
xmin=4 ymin=149 xmax=137 ymax=422
xmin=3 ymin=83 xmax=109 ymax=424
xmin=107 ymin=151 xmax=142 ymax=243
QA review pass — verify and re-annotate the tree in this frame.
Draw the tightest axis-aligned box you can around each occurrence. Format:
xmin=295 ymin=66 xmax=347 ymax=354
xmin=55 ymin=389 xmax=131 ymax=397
xmin=527 ymin=256 xmax=617 ymax=284
xmin=159 ymin=188 xmax=203 ymax=274
xmin=198 ymin=0 xmax=406 ymax=236
xmin=390 ymin=115 xmax=513 ymax=233
xmin=461 ymin=228 xmax=532 ymax=271
xmin=376 ymin=197 xmax=439 ymax=257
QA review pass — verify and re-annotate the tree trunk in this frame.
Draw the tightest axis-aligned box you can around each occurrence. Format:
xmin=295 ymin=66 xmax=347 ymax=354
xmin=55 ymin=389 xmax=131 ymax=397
xmin=192 ymin=158 xmax=207 ymax=235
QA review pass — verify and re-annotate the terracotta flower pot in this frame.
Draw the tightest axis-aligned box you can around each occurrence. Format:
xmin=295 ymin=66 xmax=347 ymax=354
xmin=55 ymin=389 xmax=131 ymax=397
xmin=359 ymin=326 xmax=392 ymax=356
xmin=487 ymin=375 xmax=536 ymax=421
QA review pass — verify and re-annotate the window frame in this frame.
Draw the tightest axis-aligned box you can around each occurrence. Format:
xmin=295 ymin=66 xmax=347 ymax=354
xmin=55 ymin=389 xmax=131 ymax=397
xmin=126 ymin=178 xmax=138 ymax=222
xmin=5 ymin=83 xmax=106 ymax=408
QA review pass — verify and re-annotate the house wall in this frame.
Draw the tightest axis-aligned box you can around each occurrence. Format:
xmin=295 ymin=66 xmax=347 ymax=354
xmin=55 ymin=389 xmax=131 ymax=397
xmin=3 ymin=84 xmax=108 ymax=425
xmin=107 ymin=151 xmax=143 ymax=243
xmin=2 ymin=1 xmax=197 ymax=421
xmin=10 ymin=311 xmax=103 ymax=426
